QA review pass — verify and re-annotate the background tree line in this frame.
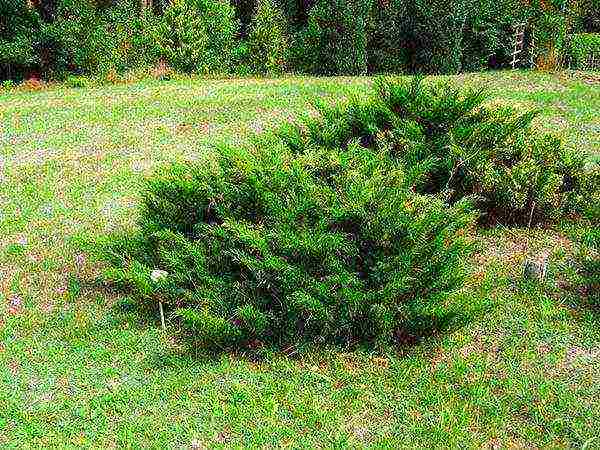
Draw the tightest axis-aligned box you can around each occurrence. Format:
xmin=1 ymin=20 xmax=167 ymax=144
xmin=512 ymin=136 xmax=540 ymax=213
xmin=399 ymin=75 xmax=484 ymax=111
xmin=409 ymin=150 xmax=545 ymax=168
xmin=0 ymin=0 xmax=597 ymax=81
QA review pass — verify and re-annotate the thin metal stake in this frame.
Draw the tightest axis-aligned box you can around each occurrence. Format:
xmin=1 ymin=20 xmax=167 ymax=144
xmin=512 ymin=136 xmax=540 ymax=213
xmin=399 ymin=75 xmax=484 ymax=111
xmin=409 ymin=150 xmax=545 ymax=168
xmin=159 ymin=301 xmax=166 ymax=331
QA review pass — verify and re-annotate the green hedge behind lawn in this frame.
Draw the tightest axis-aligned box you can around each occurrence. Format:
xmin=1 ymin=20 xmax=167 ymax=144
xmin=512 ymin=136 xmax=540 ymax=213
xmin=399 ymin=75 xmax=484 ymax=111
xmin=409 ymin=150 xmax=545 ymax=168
xmin=0 ymin=0 xmax=590 ymax=80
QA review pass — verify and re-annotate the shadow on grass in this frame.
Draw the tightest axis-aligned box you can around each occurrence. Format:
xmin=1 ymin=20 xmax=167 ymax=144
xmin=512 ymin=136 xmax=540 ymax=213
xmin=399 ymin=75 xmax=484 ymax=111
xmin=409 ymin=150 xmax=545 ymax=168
xmin=75 ymin=270 xmax=488 ymax=369
xmin=145 ymin=308 xmax=480 ymax=368
xmin=396 ymin=311 xmax=468 ymax=347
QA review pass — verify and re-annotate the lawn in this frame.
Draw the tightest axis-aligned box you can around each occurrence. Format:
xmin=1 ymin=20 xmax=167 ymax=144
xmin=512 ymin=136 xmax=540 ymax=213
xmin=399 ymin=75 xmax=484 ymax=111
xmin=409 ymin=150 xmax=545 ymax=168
xmin=0 ymin=71 xmax=599 ymax=448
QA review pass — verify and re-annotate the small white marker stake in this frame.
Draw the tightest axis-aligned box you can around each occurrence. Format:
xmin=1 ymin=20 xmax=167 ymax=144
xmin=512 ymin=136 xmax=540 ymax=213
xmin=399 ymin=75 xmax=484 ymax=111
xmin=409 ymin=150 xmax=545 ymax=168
xmin=150 ymin=269 xmax=169 ymax=331
xmin=159 ymin=301 xmax=166 ymax=331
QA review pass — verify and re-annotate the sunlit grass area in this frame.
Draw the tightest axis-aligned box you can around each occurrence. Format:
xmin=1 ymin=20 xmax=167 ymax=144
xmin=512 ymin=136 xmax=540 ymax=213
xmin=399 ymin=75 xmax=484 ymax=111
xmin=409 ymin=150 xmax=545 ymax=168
xmin=0 ymin=71 xmax=599 ymax=448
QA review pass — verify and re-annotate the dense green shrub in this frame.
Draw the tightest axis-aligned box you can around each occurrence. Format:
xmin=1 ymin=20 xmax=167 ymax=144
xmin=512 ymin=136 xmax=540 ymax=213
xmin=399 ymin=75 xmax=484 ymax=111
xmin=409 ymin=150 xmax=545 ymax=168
xmin=403 ymin=0 xmax=469 ymax=74
xmin=65 ymin=74 xmax=89 ymax=88
xmin=289 ymin=0 xmax=372 ymax=75
xmin=366 ymin=0 xmax=581 ymax=73
xmin=279 ymin=77 xmax=597 ymax=225
xmin=0 ymin=0 xmax=158 ymax=79
xmin=48 ymin=2 xmax=113 ymax=76
xmin=246 ymin=0 xmax=288 ymax=75
xmin=365 ymin=1 xmax=408 ymax=73
xmin=569 ymin=33 xmax=600 ymax=68
xmin=0 ymin=1 xmax=40 ymax=80
xmin=153 ymin=0 xmax=210 ymax=73
xmin=6 ymin=1 xmax=95 ymax=78
xmin=154 ymin=0 xmax=239 ymax=74
xmin=99 ymin=6 xmax=163 ymax=73
xmin=101 ymin=141 xmax=476 ymax=349
xmin=528 ymin=0 xmax=572 ymax=69
xmin=0 ymin=0 xmax=237 ymax=79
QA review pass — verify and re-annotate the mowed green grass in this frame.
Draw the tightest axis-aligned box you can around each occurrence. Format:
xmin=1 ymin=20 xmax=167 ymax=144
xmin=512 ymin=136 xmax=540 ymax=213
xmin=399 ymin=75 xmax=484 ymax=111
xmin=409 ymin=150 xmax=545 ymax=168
xmin=0 ymin=71 xmax=599 ymax=448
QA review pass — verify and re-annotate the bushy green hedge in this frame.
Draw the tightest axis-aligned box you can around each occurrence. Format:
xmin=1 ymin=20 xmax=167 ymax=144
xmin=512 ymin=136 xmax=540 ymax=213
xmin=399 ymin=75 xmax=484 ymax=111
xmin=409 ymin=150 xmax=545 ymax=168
xmin=365 ymin=0 xmax=465 ymax=74
xmin=0 ymin=0 xmax=157 ymax=79
xmin=279 ymin=77 xmax=597 ymax=225
xmin=0 ymin=0 xmax=236 ymax=80
xmin=322 ymin=0 xmax=525 ymax=75
xmin=102 ymin=142 xmax=476 ymax=348
xmin=2 ymin=0 xmax=575 ymax=79
xmin=569 ymin=33 xmax=600 ymax=69
xmin=460 ymin=0 xmax=526 ymax=71
xmin=365 ymin=0 xmax=411 ymax=73
xmin=154 ymin=0 xmax=238 ymax=74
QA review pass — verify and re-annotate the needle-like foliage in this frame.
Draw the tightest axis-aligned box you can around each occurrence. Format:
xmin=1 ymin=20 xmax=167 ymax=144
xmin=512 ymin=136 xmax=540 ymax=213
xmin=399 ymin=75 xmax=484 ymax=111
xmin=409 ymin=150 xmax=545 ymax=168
xmin=102 ymin=141 xmax=476 ymax=349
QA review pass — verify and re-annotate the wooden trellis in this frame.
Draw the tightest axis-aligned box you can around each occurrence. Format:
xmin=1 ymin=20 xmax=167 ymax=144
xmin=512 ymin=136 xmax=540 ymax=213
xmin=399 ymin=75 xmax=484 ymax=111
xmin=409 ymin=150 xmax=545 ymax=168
xmin=511 ymin=23 xmax=527 ymax=69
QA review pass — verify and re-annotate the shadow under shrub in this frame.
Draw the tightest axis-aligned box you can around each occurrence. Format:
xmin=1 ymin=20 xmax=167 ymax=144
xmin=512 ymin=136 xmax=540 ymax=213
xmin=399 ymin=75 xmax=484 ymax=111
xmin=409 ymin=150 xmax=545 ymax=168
xmin=100 ymin=142 xmax=476 ymax=350
xmin=279 ymin=77 xmax=598 ymax=225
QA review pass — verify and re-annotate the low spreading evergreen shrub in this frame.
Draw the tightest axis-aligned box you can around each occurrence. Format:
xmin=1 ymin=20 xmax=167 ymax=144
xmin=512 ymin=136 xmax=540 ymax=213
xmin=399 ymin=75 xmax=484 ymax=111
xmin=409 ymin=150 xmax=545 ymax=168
xmin=65 ymin=75 xmax=89 ymax=88
xmin=279 ymin=77 xmax=598 ymax=225
xmin=101 ymin=142 xmax=476 ymax=349
xmin=1 ymin=80 xmax=15 ymax=90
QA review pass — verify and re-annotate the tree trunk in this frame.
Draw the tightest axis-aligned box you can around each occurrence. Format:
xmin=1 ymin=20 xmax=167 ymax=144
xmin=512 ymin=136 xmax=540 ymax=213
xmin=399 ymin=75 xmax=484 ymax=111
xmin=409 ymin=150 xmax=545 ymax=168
xmin=141 ymin=0 xmax=153 ymax=11
xmin=27 ymin=0 xmax=57 ymax=22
